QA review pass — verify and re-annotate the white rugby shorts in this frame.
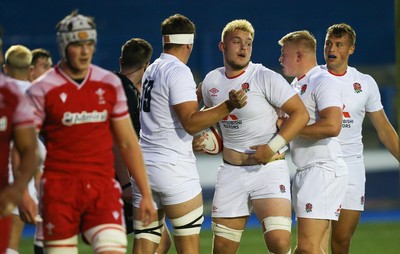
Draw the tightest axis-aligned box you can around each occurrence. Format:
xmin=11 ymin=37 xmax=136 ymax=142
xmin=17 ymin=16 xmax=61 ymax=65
xmin=132 ymin=159 xmax=202 ymax=208
xmin=292 ymin=161 xmax=348 ymax=220
xmin=342 ymin=157 xmax=366 ymax=211
xmin=211 ymin=160 xmax=291 ymax=218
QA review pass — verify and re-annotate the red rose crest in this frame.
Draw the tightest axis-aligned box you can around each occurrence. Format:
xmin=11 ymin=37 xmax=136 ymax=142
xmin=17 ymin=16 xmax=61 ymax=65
xmin=241 ymin=82 xmax=250 ymax=92
xmin=353 ymin=83 xmax=362 ymax=93
xmin=305 ymin=203 xmax=313 ymax=213
xmin=300 ymin=84 xmax=307 ymax=95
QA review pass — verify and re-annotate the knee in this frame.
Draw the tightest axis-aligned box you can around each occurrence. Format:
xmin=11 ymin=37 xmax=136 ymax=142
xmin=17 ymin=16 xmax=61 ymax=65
xmin=331 ymin=237 xmax=351 ymax=253
xmin=263 ymin=216 xmax=292 ymax=253
xmin=212 ymin=222 xmax=243 ymax=253
xmin=84 ymin=224 xmax=127 ymax=253
xmin=170 ymin=206 xmax=204 ymax=236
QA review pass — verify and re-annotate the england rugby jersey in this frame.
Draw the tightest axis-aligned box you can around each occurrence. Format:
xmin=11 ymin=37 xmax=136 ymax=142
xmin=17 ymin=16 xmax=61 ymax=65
xmin=321 ymin=65 xmax=383 ymax=158
xmin=0 ymin=75 xmax=35 ymax=188
xmin=290 ymin=66 xmax=345 ymax=170
xmin=202 ymin=62 xmax=296 ymax=153
xmin=26 ymin=64 xmax=129 ymax=178
xmin=139 ymin=53 xmax=197 ymax=164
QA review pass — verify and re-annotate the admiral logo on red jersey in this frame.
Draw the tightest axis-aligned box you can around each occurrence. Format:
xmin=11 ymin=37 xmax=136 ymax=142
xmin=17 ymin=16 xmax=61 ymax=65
xmin=62 ymin=110 xmax=108 ymax=126
xmin=209 ymin=87 xmax=219 ymax=97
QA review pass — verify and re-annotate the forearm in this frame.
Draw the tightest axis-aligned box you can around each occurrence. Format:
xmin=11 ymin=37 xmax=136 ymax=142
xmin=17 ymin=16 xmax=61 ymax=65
xmin=299 ymin=120 xmax=340 ymax=140
xmin=179 ymin=100 xmax=232 ymax=135
xmin=278 ymin=111 xmax=309 ymax=143
xmin=377 ymin=127 xmax=400 ymax=162
xmin=13 ymin=150 xmax=39 ymax=191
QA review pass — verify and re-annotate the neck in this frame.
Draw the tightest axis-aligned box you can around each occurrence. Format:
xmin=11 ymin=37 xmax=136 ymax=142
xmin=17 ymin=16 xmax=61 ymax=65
xmin=297 ymin=60 xmax=317 ymax=79
xmin=164 ymin=46 xmax=190 ymax=64
xmin=60 ymin=61 xmax=88 ymax=80
xmin=327 ymin=64 xmax=347 ymax=75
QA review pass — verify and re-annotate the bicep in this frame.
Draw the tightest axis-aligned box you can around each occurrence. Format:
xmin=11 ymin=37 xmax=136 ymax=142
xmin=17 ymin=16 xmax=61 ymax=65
xmin=172 ymin=101 xmax=199 ymax=129
xmin=280 ymin=94 xmax=306 ymax=115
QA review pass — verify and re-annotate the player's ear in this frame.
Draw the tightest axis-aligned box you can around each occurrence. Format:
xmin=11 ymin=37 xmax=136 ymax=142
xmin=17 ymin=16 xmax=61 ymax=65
xmin=296 ymin=50 xmax=302 ymax=62
xmin=348 ymin=45 xmax=355 ymax=56
xmin=218 ymin=41 xmax=225 ymax=52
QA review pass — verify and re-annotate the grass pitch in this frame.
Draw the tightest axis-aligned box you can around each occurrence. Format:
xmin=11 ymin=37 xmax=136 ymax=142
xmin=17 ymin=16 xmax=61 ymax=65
xmin=18 ymin=221 xmax=400 ymax=253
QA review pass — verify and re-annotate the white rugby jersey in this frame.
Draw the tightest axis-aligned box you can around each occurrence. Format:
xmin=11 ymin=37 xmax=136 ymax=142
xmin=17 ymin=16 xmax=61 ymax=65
xmin=321 ymin=65 xmax=383 ymax=158
xmin=14 ymin=79 xmax=31 ymax=93
xmin=290 ymin=66 xmax=345 ymax=170
xmin=202 ymin=62 xmax=296 ymax=153
xmin=139 ymin=53 xmax=197 ymax=164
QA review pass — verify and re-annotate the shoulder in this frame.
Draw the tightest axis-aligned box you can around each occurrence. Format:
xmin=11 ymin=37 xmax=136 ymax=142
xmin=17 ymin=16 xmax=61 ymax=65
xmin=90 ymin=65 xmax=122 ymax=86
xmin=250 ymin=62 xmax=286 ymax=81
xmin=0 ymin=75 xmax=22 ymax=95
xmin=347 ymin=66 xmax=376 ymax=84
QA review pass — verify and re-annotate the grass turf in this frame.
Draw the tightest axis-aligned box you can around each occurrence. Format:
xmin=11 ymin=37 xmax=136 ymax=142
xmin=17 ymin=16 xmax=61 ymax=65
xmin=18 ymin=221 xmax=400 ymax=253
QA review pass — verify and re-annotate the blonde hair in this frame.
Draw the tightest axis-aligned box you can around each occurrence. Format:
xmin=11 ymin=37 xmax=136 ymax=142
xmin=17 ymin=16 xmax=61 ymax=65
xmin=5 ymin=45 xmax=32 ymax=69
xmin=278 ymin=30 xmax=316 ymax=52
xmin=221 ymin=19 xmax=254 ymax=41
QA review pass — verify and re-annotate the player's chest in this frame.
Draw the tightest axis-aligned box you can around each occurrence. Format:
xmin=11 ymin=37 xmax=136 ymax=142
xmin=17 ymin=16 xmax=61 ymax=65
xmin=341 ymin=81 xmax=368 ymax=112
xmin=45 ymin=84 xmax=116 ymax=121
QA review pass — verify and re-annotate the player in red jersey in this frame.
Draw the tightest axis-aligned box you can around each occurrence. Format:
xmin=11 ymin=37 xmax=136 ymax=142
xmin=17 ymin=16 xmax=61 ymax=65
xmin=26 ymin=10 xmax=155 ymax=254
xmin=0 ymin=30 xmax=40 ymax=253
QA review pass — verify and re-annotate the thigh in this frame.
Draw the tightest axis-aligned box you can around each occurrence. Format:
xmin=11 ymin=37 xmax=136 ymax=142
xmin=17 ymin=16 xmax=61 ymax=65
xmin=292 ymin=165 xmax=348 ymax=220
xmin=249 ymin=160 xmax=291 ymax=201
xmin=41 ymin=177 xmax=82 ymax=240
xmin=212 ymin=163 xmax=251 ymax=218
xmin=297 ymin=217 xmax=330 ymax=246
xmin=132 ymin=161 xmax=202 ymax=209
xmin=82 ymin=178 xmax=124 ymax=232
xmin=343 ymin=158 xmax=365 ymax=211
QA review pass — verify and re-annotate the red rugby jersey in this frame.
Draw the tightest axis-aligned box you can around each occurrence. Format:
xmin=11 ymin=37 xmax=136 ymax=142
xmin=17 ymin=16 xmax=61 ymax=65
xmin=27 ymin=64 xmax=129 ymax=178
xmin=0 ymin=75 xmax=35 ymax=188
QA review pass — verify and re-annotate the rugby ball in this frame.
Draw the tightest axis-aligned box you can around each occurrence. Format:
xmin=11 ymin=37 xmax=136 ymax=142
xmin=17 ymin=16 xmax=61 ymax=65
xmin=196 ymin=125 xmax=223 ymax=155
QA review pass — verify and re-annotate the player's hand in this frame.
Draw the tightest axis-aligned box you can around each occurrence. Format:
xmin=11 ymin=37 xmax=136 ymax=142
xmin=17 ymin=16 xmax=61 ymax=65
xmin=276 ymin=116 xmax=288 ymax=130
xmin=18 ymin=189 xmax=38 ymax=224
xmin=0 ymin=185 xmax=21 ymax=217
xmin=227 ymin=89 xmax=247 ymax=110
xmin=192 ymin=135 xmax=206 ymax=153
xmin=246 ymin=144 xmax=275 ymax=165
xmin=139 ymin=196 xmax=156 ymax=227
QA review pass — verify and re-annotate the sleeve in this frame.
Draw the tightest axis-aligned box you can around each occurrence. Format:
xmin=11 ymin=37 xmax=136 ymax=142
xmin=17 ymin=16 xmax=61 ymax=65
xmin=263 ymin=71 xmax=296 ymax=108
xmin=26 ymin=83 xmax=46 ymax=130
xmin=364 ymin=75 xmax=383 ymax=113
xmin=13 ymin=90 xmax=36 ymax=129
xmin=168 ymin=65 xmax=197 ymax=105
xmin=314 ymin=76 xmax=342 ymax=111
xmin=201 ymin=73 xmax=213 ymax=108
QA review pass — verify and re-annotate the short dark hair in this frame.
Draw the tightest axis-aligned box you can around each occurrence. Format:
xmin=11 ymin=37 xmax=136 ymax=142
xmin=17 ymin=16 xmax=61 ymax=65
xmin=31 ymin=48 xmax=52 ymax=65
xmin=120 ymin=38 xmax=152 ymax=70
xmin=326 ymin=23 xmax=356 ymax=46
xmin=161 ymin=14 xmax=195 ymax=50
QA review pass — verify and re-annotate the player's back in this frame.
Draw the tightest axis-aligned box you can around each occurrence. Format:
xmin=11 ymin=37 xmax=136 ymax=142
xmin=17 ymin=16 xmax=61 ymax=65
xmin=139 ymin=53 xmax=197 ymax=164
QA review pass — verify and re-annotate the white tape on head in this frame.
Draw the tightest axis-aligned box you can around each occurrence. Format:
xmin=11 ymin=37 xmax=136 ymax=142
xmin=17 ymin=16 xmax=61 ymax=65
xmin=162 ymin=34 xmax=194 ymax=45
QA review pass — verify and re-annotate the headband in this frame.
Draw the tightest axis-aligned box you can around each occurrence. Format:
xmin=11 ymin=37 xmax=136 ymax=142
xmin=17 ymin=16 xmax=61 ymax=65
xmin=162 ymin=34 xmax=194 ymax=45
